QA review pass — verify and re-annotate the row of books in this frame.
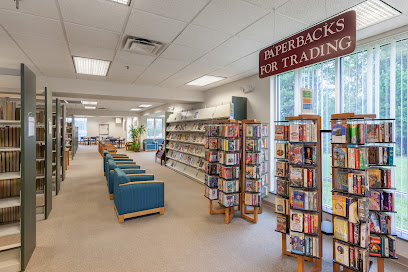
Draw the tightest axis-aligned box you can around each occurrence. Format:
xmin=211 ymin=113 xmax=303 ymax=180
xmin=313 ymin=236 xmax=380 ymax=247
xmin=246 ymin=138 xmax=263 ymax=152
xmin=167 ymin=123 xmax=205 ymax=132
xmin=205 ymin=186 xmax=218 ymax=200
xmin=219 ymin=165 xmax=240 ymax=180
xmin=36 ymin=144 xmax=45 ymax=158
xmin=334 ymin=241 xmax=369 ymax=271
xmin=36 ymin=127 xmax=45 ymax=141
xmin=166 ymin=133 xmax=205 ymax=144
xmin=291 ymin=189 xmax=318 ymax=211
xmin=368 ymin=191 xmax=394 ymax=211
xmin=206 ymin=137 xmax=241 ymax=152
xmin=275 ymin=124 xmax=318 ymax=142
xmin=277 ymin=143 xmax=316 ymax=165
xmin=275 ymin=197 xmax=290 ymax=215
xmin=0 ymin=127 xmax=21 ymax=147
xmin=332 ymin=122 xmax=393 ymax=144
xmin=205 ymin=175 xmax=218 ymax=188
xmin=219 ymin=191 xmax=239 ymax=207
xmin=0 ymin=206 xmax=20 ymax=223
xmin=245 ymin=179 xmax=267 ymax=193
xmin=246 ymin=124 xmax=268 ymax=138
xmin=205 ymin=150 xmax=240 ymax=165
xmin=334 ymin=217 xmax=369 ymax=247
xmin=167 ymin=142 xmax=204 ymax=157
xmin=244 ymin=192 xmax=261 ymax=206
xmin=290 ymin=210 xmax=319 ymax=234
xmin=36 ymin=111 xmax=45 ymax=124
xmin=290 ymin=232 xmax=319 ymax=257
xmin=333 ymin=147 xmax=368 ymax=169
xmin=167 ymin=150 xmax=205 ymax=170
xmin=290 ymin=166 xmax=318 ymax=188
xmin=246 ymin=163 xmax=268 ymax=179
xmin=369 ymin=168 xmax=393 ymax=188
xmin=370 ymin=212 xmax=392 ymax=234
xmin=0 ymin=178 xmax=20 ymax=197
xmin=246 ymin=152 xmax=262 ymax=165
xmin=36 ymin=178 xmax=45 ymax=191
xmin=0 ymin=151 xmax=20 ymax=172
xmin=333 ymin=194 xmax=368 ymax=221
xmin=0 ymin=100 xmax=20 ymax=121
xmin=218 ymin=179 xmax=239 ymax=193
xmin=369 ymin=234 xmax=397 ymax=257
xmin=36 ymin=160 xmax=45 ymax=175
xmin=206 ymin=124 xmax=240 ymax=138
xmin=334 ymin=170 xmax=368 ymax=196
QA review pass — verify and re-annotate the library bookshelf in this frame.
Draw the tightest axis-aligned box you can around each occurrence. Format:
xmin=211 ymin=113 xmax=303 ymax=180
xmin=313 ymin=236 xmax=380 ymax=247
xmin=274 ymin=114 xmax=322 ymax=272
xmin=241 ymin=120 xmax=269 ymax=223
xmin=331 ymin=113 xmax=397 ymax=272
xmin=0 ymin=64 xmax=37 ymax=271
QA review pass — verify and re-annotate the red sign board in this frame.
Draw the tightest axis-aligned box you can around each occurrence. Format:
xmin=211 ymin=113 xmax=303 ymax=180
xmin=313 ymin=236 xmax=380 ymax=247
xmin=259 ymin=10 xmax=356 ymax=78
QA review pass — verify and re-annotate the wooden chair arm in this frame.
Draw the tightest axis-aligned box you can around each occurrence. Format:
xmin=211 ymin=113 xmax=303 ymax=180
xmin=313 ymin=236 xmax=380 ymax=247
xmin=119 ymin=180 xmax=164 ymax=186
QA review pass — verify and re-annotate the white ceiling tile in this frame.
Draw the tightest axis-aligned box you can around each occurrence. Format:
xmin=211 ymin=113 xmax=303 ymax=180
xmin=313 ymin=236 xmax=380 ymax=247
xmin=173 ymin=24 xmax=231 ymax=51
xmin=137 ymin=58 xmax=188 ymax=85
xmin=69 ymin=44 xmax=115 ymax=61
xmin=76 ymin=74 xmax=106 ymax=81
xmin=241 ymin=0 xmax=290 ymax=10
xmin=12 ymin=34 xmax=75 ymax=78
xmin=382 ymin=0 xmax=408 ymax=14
xmin=0 ymin=0 xmax=59 ymax=19
xmin=132 ymin=0 xmax=211 ymax=22
xmin=357 ymin=14 xmax=408 ymax=41
xmin=325 ymin=0 xmax=365 ymax=17
xmin=59 ymin=0 xmax=129 ymax=32
xmin=276 ymin=0 xmax=327 ymax=25
xmin=237 ymin=12 xmax=274 ymax=43
xmin=114 ymin=51 xmax=156 ymax=67
xmin=0 ymin=10 xmax=64 ymax=41
xmin=160 ymin=44 xmax=205 ymax=62
xmin=125 ymin=9 xmax=187 ymax=43
xmin=65 ymin=23 xmax=120 ymax=51
xmin=192 ymin=0 xmax=268 ymax=35
xmin=107 ymin=62 xmax=146 ymax=84
xmin=210 ymin=52 xmax=258 ymax=78
xmin=274 ymin=12 xmax=308 ymax=42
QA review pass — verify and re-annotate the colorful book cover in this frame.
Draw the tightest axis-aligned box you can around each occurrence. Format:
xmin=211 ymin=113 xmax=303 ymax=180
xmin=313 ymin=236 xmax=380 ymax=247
xmin=369 ymin=236 xmax=382 ymax=257
xmin=289 ymin=166 xmax=303 ymax=187
xmin=368 ymin=169 xmax=382 ymax=188
xmin=289 ymin=125 xmax=300 ymax=142
xmin=277 ymin=214 xmax=288 ymax=233
xmin=333 ymin=148 xmax=347 ymax=168
xmin=275 ymin=125 xmax=287 ymax=140
xmin=366 ymin=124 xmax=378 ymax=143
xmin=334 ymin=217 xmax=348 ymax=242
xmin=368 ymin=191 xmax=381 ymax=211
xmin=290 ymin=232 xmax=305 ymax=255
xmin=333 ymin=195 xmax=347 ymax=217
xmin=290 ymin=210 xmax=303 ymax=232
xmin=335 ymin=170 xmax=348 ymax=191
xmin=350 ymin=124 xmax=359 ymax=144
xmin=275 ymin=197 xmax=287 ymax=214
xmin=276 ymin=143 xmax=286 ymax=159
xmin=277 ymin=178 xmax=288 ymax=196
xmin=335 ymin=241 xmax=349 ymax=267
xmin=276 ymin=161 xmax=287 ymax=177
xmin=303 ymin=146 xmax=316 ymax=165
xmin=288 ymin=144 xmax=303 ymax=165
xmin=332 ymin=124 xmax=347 ymax=143
xmin=292 ymin=189 xmax=306 ymax=210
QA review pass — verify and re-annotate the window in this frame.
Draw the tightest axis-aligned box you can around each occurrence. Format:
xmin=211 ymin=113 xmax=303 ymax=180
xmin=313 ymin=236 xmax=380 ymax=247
xmin=274 ymin=35 xmax=408 ymax=238
xmin=75 ymin=118 xmax=87 ymax=139
xmin=146 ymin=118 xmax=164 ymax=139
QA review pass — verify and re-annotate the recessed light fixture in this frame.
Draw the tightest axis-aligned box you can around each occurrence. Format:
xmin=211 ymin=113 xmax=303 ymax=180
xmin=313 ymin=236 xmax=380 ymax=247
xmin=73 ymin=56 xmax=111 ymax=76
xmin=84 ymin=106 xmax=96 ymax=110
xmin=109 ymin=0 xmax=131 ymax=5
xmin=138 ymin=104 xmax=152 ymax=108
xmin=187 ymin=76 xmax=225 ymax=86
xmin=81 ymin=101 xmax=98 ymax=105
xmin=131 ymin=108 xmax=141 ymax=111
xmin=350 ymin=0 xmax=401 ymax=30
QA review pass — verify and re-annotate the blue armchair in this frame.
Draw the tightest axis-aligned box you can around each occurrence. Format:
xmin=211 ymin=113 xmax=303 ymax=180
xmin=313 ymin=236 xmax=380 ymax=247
xmin=106 ymin=159 xmax=138 ymax=183
xmin=104 ymin=153 xmax=131 ymax=175
xmin=155 ymin=138 xmax=164 ymax=147
xmin=108 ymin=168 xmax=146 ymax=199
xmin=143 ymin=139 xmax=156 ymax=151
xmin=113 ymin=168 xmax=164 ymax=223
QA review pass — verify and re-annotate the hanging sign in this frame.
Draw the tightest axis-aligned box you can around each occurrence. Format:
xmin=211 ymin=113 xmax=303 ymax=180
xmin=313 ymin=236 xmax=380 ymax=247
xmin=300 ymin=88 xmax=313 ymax=114
xmin=259 ymin=10 xmax=356 ymax=78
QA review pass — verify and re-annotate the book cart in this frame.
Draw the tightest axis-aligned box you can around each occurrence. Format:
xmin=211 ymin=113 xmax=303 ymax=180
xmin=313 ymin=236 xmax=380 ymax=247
xmin=204 ymin=120 xmax=241 ymax=224
xmin=0 ymin=64 xmax=37 ymax=271
xmin=241 ymin=120 xmax=269 ymax=223
xmin=331 ymin=113 xmax=397 ymax=272
xmin=274 ymin=114 xmax=322 ymax=272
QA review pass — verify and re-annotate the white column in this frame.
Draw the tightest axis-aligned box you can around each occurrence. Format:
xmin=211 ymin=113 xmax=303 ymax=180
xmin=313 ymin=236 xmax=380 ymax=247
xmin=375 ymin=45 xmax=380 ymax=116
xmin=390 ymin=40 xmax=396 ymax=119
xmin=335 ymin=58 xmax=341 ymax=113
xmin=367 ymin=48 xmax=374 ymax=114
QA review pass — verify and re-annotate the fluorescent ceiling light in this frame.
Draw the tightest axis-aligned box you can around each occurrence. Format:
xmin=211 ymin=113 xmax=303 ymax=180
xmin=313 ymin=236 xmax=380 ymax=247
xmin=109 ymin=0 xmax=131 ymax=5
xmin=81 ymin=101 xmax=98 ymax=105
xmin=73 ymin=56 xmax=111 ymax=76
xmin=84 ymin=106 xmax=96 ymax=109
xmin=138 ymin=104 xmax=152 ymax=108
xmin=131 ymin=108 xmax=141 ymax=111
xmin=350 ymin=0 xmax=401 ymax=30
xmin=187 ymin=76 xmax=225 ymax=86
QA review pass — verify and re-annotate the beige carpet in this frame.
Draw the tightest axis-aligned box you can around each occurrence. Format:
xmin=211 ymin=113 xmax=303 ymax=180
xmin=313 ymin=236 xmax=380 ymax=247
xmin=25 ymin=145 xmax=407 ymax=272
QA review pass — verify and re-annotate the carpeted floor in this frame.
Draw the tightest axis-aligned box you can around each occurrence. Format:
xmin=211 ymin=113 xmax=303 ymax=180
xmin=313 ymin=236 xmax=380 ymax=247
xmin=25 ymin=145 xmax=407 ymax=272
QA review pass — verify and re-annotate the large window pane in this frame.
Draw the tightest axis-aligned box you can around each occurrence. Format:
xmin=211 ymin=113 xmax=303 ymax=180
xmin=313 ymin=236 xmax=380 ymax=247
xmin=75 ymin=118 xmax=87 ymax=139
xmin=147 ymin=118 xmax=154 ymax=138
xmin=379 ymin=44 xmax=391 ymax=119
xmin=341 ymin=51 xmax=368 ymax=114
xmin=277 ymin=71 xmax=295 ymax=120
xmin=155 ymin=119 xmax=163 ymax=138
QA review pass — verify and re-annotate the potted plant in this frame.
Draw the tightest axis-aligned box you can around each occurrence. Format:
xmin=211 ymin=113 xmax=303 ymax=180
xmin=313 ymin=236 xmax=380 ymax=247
xmin=128 ymin=124 xmax=146 ymax=152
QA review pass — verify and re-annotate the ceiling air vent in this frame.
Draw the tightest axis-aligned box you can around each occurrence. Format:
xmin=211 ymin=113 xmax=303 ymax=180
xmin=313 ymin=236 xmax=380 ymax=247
xmin=123 ymin=37 xmax=164 ymax=56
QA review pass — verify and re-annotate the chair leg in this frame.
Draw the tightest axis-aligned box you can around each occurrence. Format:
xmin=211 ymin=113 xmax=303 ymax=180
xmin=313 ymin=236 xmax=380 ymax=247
xmin=118 ymin=215 xmax=124 ymax=223
xmin=160 ymin=207 xmax=164 ymax=215
xmin=109 ymin=194 xmax=113 ymax=200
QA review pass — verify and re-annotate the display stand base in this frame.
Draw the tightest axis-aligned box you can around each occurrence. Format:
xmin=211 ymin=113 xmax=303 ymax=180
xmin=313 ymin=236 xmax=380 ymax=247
xmin=209 ymin=200 xmax=235 ymax=224
xmin=241 ymin=204 xmax=262 ymax=223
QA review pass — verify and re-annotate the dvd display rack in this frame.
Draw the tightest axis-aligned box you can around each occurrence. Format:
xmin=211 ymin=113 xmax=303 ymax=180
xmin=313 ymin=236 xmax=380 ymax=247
xmin=331 ymin=113 xmax=397 ymax=272
xmin=241 ymin=121 xmax=269 ymax=223
xmin=274 ymin=115 xmax=322 ymax=272
xmin=204 ymin=120 xmax=241 ymax=224
xmin=0 ymin=64 xmax=37 ymax=271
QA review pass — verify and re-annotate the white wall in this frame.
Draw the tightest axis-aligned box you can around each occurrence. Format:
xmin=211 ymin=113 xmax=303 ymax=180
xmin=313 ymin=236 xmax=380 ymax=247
xmin=87 ymin=117 xmax=126 ymax=138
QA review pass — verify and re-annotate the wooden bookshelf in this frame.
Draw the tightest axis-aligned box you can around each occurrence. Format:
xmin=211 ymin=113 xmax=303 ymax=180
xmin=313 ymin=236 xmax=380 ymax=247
xmin=331 ymin=113 xmax=397 ymax=272
xmin=274 ymin=114 xmax=322 ymax=272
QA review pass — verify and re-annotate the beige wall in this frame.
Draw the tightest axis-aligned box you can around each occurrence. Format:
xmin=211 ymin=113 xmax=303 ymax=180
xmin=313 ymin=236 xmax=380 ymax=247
xmin=86 ymin=117 xmax=126 ymax=138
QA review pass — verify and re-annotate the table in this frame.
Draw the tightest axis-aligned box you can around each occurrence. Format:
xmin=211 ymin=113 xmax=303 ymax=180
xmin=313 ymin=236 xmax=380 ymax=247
xmin=117 ymin=138 xmax=124 ymax=148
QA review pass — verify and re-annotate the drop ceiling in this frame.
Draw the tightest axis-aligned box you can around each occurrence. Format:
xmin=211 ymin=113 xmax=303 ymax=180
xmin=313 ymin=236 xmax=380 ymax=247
xmin=0 ymin=0 xmax=407 ymax=93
